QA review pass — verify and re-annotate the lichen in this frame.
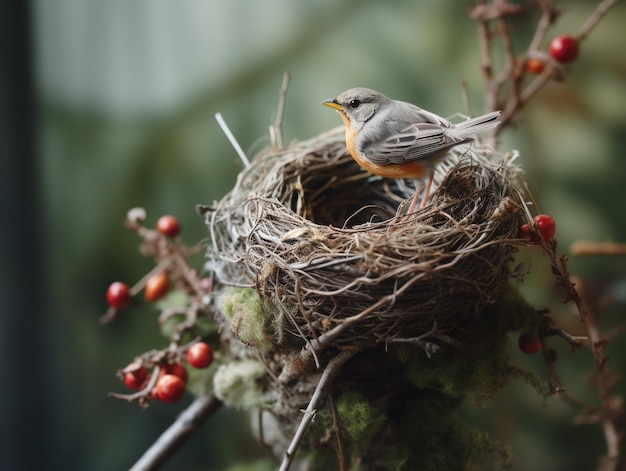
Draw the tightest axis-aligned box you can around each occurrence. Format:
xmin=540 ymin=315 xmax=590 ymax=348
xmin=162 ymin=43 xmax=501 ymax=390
xmin=212 ymin=359 xmax=273 ymax=409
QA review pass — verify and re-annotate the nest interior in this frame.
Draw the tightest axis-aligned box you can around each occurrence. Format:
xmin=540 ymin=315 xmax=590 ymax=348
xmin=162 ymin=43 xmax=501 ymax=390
xmin=205 ymin=127 xmax=527 ymax=352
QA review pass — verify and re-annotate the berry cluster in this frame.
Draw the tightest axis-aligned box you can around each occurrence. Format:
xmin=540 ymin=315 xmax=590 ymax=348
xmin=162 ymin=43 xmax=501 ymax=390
xmin=120 ymin=341 xmax=214 ymax=404
xmin=525 ymin=35 xmax=580 ymax=76
xmin=521 ymin=213 xmax=557 ymax=245
xmin=103 ymin=209 xmax=216 ymax=407
xmin=103 ymin=210 xmax=208 ymax=323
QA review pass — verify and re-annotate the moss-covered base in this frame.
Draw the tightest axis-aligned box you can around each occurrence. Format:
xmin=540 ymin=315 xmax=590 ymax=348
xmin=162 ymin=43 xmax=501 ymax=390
xmin=294 ymin=284 xmax=546 ymax=470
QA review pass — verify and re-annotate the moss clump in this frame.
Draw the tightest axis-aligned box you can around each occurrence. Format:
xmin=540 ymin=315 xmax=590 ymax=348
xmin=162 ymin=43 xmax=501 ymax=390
xmin=212 ymin=359 xmax=273 ymax=409
xmin=220 ymin=287 xmax=283 ymax=349
xmin=305 ymin=388 xmax=507 ymax=471
xmin=305 ymin=389 xmax=387 ymax=470
xmin=377 ymin=392 xmax=507 ymax=471
xmin=338 ymin=391 xmax=387 ymax=443
xmin=395 ymin=284 xmax=542 ymax=406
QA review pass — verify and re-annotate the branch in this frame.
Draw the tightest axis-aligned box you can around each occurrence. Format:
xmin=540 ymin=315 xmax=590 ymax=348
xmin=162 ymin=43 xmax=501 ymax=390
xmin=279 ymin=350 xmax=357 ymax=471
xmin=542 ymin=239 xmax=625 ymax=470
xmin=570 ymin=240 xmax=626 ymax=257
xmin=576 ymin=0 xmax=619 ymax=42
xmin=130 ymin=395 xmax=222 ymax=471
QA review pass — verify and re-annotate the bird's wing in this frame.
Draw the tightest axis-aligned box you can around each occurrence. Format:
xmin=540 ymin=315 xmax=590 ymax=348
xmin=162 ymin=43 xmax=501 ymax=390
xmin=365 ymin=123 xmax=469 ymax=165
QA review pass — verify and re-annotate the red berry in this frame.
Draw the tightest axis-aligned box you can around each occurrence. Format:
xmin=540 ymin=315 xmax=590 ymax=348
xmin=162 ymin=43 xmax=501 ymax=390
xmin=124 ymin=367 xmax=150 ymax=390
xmin=161 ymin=363 xmax=188 ymax=383
xmin=156 ymin=374 xmax=186 ymax=403
xmin=526 ymin=58 xmax=545 ymax=74
xmin=156 ymin=215 xmax=181 ymax=237
xmin=534 ymin=214 xmax=556 ymax=241
xmin=549 ymin=35 xmax=579 ymax=63
xmin=521 ymin=223 xmax=540 ymax=244
xmin=107 ymin=281 xmax=132 ymax=309
xmin=518 ymin=333 xmax=542 ymax=355
xmin=145 ymin=271 xmax=169 ymax=302
xmin=187 ymin=342 xmax=213 ymax=369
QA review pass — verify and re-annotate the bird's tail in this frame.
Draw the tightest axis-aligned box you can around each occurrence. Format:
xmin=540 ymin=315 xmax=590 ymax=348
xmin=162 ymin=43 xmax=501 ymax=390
xmin=449 ymin=111 xmax=501 ymax=139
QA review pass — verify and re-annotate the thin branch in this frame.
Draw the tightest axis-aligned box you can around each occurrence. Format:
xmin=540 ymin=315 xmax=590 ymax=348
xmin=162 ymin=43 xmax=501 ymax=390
xmin=576 ymin=0 xmax=619 ymax=42
xmin=570 ymin=240 xmax=626 ymax=257
xmin=527 ymin=0 xmax=558 ymax=53
xmin=279 ymin=350 xmax=357 ymax=471
xmin=130 ymin=395 xmax=222 ymax=471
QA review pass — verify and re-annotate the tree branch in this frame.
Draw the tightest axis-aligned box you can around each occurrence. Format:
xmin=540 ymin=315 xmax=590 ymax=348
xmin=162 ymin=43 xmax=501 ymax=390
xmin=130 ymin=395 xmax=222 ymax=471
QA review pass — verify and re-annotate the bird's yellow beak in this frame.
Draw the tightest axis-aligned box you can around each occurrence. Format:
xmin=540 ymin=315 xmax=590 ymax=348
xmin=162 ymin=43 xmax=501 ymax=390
xmin=322 ymin=99 xmax=344 ymax=111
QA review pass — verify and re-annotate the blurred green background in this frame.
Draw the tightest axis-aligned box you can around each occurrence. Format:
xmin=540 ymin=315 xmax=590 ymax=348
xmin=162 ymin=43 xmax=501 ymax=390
xmin=2 ymin=1 xmax=626 ymax=470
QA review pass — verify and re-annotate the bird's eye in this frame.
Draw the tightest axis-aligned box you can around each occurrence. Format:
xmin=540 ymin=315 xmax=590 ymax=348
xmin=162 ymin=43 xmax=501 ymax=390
xmin=348 ymin=99 xmax=361 ymax=109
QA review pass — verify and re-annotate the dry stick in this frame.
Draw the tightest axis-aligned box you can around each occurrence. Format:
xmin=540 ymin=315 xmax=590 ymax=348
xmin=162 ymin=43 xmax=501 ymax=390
xmin=279 ymin=350 xmax=357 ymax=471
xmin=215 ymin=112 xmax=250 ymax=168
xmin=270 ymin=71 xmax=291 ymax=150
xmin=570 ymin=240 xmax=626 ymax=257
xmin=130 ymin=395 xmax=222 ymax=471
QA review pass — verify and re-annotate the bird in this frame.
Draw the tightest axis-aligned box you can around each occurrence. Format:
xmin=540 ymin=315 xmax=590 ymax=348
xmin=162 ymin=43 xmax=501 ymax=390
xmin=322 ymin=87 xmax=500 ymax=214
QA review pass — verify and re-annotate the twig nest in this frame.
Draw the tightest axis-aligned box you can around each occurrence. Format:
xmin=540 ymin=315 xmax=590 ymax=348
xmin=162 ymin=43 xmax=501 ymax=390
xmin=204 ymin=127 xmax=526 ymax=353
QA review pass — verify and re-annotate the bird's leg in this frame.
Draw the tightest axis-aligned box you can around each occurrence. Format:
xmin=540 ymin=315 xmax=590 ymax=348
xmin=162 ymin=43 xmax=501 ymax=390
xmin=418 ymin=173 xmax=434 ymax=210
xmin=406 ymin=179 xmax=424 ymax=214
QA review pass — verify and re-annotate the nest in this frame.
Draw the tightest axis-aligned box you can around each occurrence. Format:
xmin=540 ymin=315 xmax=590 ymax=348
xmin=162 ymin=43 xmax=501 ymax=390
xmin=204 ymin=126 xmax=526 ymax=353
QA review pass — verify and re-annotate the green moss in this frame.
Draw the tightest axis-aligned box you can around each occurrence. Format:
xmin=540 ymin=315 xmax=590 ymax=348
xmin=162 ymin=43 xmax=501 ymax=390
xmin=212 ymin=359 xmax=273 ymax=409
xmin=371 ymin=392 xmax=507 ymax=471
xmin=337 ymin=391 xmax=386 ymax=443
xmin=304 ymin=390 xmax=505 ymax=470
xmin=220 ymin=287 xmax=272 ymax=348
xmin=219 ymin=287 xmax=290 ymax=349
xmin=495 ymin=283 xmax=543 ymax=334
xmin=395 ymin=284 xmax=543 ymax=406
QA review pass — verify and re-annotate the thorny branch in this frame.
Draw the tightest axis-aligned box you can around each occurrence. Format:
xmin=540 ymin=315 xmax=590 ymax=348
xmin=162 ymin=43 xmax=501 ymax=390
xmin=470 ymin=2 xmax=623 ymax=467
xmin=540 ymin=237 xmax=625 ymax=471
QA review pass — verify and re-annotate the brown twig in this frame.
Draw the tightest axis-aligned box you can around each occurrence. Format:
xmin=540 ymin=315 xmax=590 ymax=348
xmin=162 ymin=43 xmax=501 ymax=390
xmin=570 ymin=240 xmax=626 ymax=257
xmin=576 ymin=0 xmax=619 ymax=42
xmin=129 ymin=394 xmax=222 ymax=471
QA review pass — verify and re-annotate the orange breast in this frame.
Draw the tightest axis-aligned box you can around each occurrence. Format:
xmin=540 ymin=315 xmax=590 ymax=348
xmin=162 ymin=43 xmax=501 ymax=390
xmin=344 ymin=125 xmax=428 ymax=179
